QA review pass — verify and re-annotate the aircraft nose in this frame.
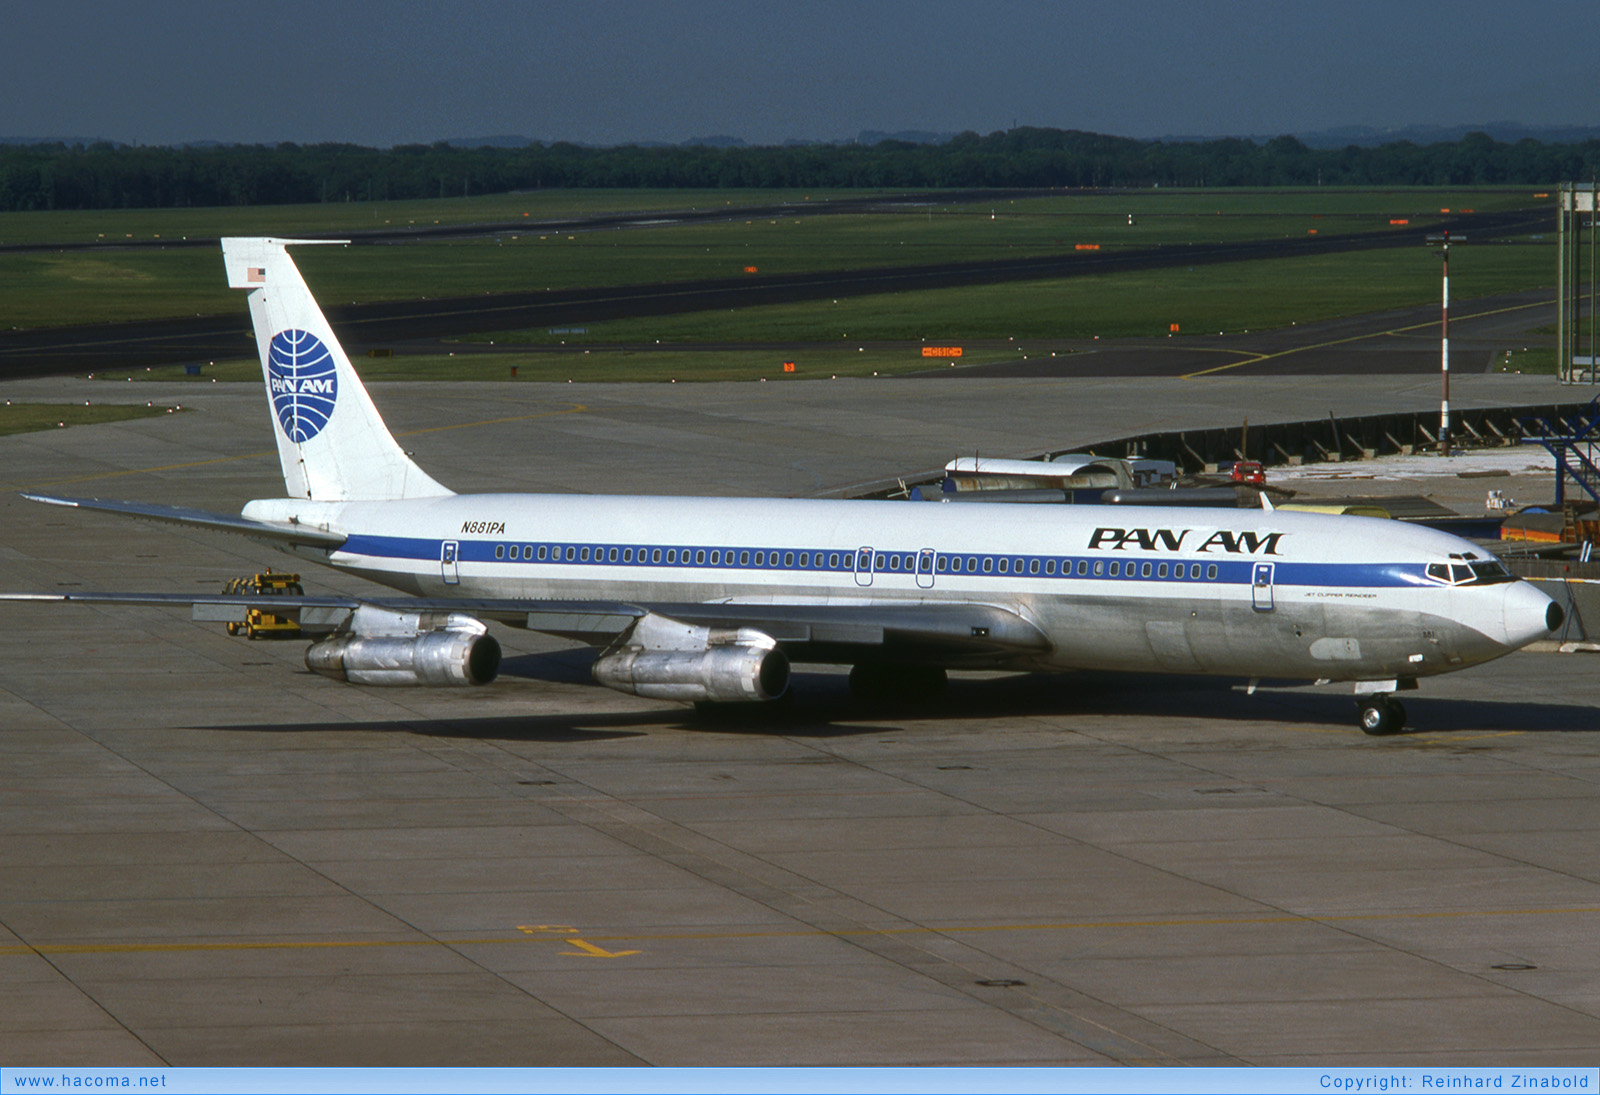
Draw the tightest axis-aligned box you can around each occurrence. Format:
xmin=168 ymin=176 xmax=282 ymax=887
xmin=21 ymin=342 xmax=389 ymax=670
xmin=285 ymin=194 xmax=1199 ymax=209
xmin=1502 ymin=580 xmax=1563 ymax=648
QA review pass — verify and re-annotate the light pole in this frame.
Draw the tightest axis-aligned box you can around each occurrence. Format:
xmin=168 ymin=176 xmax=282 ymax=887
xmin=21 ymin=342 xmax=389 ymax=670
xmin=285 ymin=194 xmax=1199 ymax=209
xmin=1427 ymin=231 xmax=1463 ymax=454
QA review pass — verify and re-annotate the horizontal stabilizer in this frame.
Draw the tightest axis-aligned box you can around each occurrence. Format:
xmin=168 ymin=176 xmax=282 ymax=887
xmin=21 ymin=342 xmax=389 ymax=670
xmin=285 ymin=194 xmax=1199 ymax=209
xmin=19 ymin=493 xmax=348 ymax=549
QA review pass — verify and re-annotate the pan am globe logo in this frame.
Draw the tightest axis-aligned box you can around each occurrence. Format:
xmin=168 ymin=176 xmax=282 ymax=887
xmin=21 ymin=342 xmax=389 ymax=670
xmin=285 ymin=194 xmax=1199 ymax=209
xmin=267 ymin=329 xmax=338 ymax=443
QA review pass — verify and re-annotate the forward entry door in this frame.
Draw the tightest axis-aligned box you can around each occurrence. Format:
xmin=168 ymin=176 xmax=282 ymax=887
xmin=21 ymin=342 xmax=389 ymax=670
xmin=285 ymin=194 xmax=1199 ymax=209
xmin=441 ymin=540 xmax=461 ymax=586
xmin=1251 ymin=562 xmax=1274 ymax=612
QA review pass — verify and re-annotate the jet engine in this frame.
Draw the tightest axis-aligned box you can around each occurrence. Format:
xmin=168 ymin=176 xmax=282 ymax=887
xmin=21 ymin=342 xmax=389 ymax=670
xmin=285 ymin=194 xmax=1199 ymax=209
xmin=304 ymin=606 xmax=500 ymax=687
xmin=591 ymin=614 xmax=789 ymax=703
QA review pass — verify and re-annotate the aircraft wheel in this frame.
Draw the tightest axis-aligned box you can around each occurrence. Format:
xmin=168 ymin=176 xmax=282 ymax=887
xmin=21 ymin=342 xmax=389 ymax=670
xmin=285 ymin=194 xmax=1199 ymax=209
xmin=1358 ymin=697 xmax=1404 ymax=736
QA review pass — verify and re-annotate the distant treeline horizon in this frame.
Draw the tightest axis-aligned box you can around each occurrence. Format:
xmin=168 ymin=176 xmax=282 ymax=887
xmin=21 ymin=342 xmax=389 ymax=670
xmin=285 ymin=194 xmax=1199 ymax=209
xmin=2 ymin=127 xmax=1597 ymax=212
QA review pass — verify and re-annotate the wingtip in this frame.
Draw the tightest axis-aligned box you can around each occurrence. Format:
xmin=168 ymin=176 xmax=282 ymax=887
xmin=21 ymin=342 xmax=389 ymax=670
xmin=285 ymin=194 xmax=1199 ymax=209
xmin=19 ymin=492 xmax=78 ymax=507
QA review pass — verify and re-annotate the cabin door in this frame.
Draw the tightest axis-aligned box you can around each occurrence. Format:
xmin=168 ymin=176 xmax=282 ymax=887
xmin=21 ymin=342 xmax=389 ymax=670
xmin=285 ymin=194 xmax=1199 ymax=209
xmin=916 ymin=549 xmax=936 ymax=589
xmin=441 ymin=540 xmax=461 ymax=586
xmin=1251 ymin=562 xmax=1275 ymax=612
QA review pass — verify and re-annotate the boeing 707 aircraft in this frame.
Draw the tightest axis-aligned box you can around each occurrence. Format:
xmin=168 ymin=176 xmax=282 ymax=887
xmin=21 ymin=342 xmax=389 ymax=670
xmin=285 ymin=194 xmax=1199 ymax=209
xmin=2 ymin=238 xmax=1564 ymax=735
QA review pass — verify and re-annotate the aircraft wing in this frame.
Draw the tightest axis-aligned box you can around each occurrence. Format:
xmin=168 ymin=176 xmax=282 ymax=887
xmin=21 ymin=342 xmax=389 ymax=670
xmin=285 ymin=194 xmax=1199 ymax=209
xmin=639 ymin=601 xmax=1050 ymax=662
xmin=19 ymin=493 xmax=348 ymax=550
xmin=0 ymin=589 xmax=1049 ymax=663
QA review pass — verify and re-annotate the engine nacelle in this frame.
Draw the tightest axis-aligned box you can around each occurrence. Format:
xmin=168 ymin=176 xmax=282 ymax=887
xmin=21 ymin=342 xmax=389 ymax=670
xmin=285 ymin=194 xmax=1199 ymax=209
xmin=591 ymin=617 xmax=789 ymax=703
xmin=306 ymin=624 xmax=501 ymax=687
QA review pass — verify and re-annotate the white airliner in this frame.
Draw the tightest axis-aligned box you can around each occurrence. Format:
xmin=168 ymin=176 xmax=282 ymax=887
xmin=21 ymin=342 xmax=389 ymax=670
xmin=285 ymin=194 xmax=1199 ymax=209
xmin=4 ymin=238 xmax=1565 ymax=735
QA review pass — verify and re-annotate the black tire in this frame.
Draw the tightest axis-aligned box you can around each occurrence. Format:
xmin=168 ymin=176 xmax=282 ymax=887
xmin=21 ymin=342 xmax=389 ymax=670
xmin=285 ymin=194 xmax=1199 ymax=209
xmin=1358 ymin=698 xmax=1399 ymax=736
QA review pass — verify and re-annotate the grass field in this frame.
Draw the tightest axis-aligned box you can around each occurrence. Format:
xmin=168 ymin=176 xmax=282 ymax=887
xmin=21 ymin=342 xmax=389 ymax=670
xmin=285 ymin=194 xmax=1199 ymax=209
xmin=0 ymin=401 xmax=182 ymax=436
xmin=0 ymin=189 xmax=866 ymax=246
xmin=1491 ymin=347 xmax=1560 ymax=374
xmin=2 ymin=188 xmax=1552 ymax=330
xmin=465 ymin=242 xmax=1554 ymax=345
xmin=92 ymin=345 xmax=995 ymax=384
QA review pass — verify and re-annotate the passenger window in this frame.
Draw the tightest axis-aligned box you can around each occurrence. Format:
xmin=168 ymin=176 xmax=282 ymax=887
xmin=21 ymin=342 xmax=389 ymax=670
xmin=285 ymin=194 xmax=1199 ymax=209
xmin=1157 ymin=563 xmax=1168 ymax=578
xmin=1077 ymin=560 xmax=1088 ymax=576
xmin=828 ymin=553 xmax=840 ymax=568
xmin=982 ymin=557 xmax=993 ymax=573
xmin=784 ymin=552 xmax=794 ymax=567
xmin=652 ymin=548 xmax=662 ymax=563
xmin=1142 ymin=562 xmax=1152 ymax=578
xmin=1190 ymin=563 xmax=1201 ymax=579
xmin=1207 ymin=564 xmax=1217 ymax=580
xmin=1045 ymin=560 xmax=1055 ymax=575
xmin=711 ymin=550 xmax=721 ymax=565
xmin=754 ymin=551 xmax=765 ymax=566
xmin=739 ymin=550 xmax=749 ymax=566
xmin=495 ymin=545 xmax=505 ymax=560
xmin=1093 ymin=561 xmax=1103 ymax=576
xmin=537 ymin=545 xmax=548 ymax=561
xmin=666 ymin=549 xmax=676 ymax=564
xmin=937 ymin=557 xmax=948 ymax=572
xmin=563 ymin=546 xmax=574 ymax=561
xmin=799 ymin=552 xmax=809 ymax=567
xmin=579 ymin=547 xmax=590 ymax=562
xmin=695 ymin=550 xmax=706 ymax=565
xmin=1030 ymin=559 xmax=1040 ymax=575
xmin=998 ymin=558 xmax=1009 ymax=574
xmin=875 ymin=554 xmax=887 ymax=570
xmin=608 ymin=547 xmax=619 ymax=563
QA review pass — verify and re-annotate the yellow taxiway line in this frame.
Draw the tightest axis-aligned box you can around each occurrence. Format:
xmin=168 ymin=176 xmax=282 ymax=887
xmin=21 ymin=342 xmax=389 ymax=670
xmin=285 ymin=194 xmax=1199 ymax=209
xmin=1179 ymin=298 xmax=1553 ymax=380
xmin=4 ymin=904 xmax=1593 ymax=959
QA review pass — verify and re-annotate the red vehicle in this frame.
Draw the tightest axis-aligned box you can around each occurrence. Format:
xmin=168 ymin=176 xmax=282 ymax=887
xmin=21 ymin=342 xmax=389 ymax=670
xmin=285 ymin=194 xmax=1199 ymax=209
xmin=1226 ymin=460 xmax=1266 ymax=486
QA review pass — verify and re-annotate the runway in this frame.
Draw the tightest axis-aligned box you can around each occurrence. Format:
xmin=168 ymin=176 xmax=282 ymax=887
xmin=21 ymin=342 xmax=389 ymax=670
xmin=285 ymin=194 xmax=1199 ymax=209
xmin=2 ymin=370 xmax=1599 ymax=1065
xmin=0 ymin=208 xmax=1544 ymax=379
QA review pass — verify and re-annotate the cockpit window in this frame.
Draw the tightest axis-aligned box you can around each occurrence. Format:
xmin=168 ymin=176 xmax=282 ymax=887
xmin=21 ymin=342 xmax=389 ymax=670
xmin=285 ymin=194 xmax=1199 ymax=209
xmin=1429 ymin=559 xmax=1516 ymax=586
xmin=1468 ymin=560 xmax=1514 ymax=584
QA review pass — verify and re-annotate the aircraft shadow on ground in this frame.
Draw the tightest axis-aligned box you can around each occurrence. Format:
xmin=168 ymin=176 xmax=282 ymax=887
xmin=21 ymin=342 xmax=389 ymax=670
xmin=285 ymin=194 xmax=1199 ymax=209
xmin=193 ymin=663 xmax=1598 ymax=740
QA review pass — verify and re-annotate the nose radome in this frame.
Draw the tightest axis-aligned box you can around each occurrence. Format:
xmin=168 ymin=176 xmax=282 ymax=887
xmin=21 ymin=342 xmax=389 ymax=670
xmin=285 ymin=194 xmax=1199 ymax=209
xmin=1502 ymin=581 xmax=1561 ymax=648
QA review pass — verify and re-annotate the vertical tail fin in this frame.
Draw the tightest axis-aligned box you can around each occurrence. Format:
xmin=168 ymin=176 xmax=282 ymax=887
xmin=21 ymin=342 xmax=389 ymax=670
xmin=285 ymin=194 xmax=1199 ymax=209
xmin=221 ymin=237 xmax=452 ymax=501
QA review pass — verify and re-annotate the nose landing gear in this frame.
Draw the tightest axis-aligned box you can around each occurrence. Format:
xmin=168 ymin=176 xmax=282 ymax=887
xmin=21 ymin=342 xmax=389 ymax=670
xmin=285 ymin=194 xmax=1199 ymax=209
xmin=1358 ymin=696 xmax=1407 ymax=735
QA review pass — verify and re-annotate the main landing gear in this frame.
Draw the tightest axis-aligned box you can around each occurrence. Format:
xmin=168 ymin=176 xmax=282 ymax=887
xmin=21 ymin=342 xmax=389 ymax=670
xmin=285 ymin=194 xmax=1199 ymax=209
xmin=1357 ymin=695 xmax=1408 ymax=736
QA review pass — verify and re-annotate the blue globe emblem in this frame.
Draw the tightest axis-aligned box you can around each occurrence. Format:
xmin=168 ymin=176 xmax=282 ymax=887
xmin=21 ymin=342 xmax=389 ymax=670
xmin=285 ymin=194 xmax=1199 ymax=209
xmin=267 ymin=329 xmax=338 ymax=443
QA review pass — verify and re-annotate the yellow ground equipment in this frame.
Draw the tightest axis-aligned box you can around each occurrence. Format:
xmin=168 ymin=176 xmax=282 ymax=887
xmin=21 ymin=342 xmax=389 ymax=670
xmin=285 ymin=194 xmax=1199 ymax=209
xmin=222 ymin=572 xmax=304 ymax=639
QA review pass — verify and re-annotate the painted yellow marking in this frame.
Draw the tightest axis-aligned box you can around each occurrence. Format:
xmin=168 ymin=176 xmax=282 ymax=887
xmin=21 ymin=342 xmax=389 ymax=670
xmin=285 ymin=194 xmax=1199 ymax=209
xmin=2 ymin=905 xmax=1593 ymax=958
xmin=1179 ymin=298 xmax=1555 ymax=380
xmin=516 ymin=924 xmax=577 ymax=934
xmin=561 ymin=938 xmax=641 ymax=958
xmin=5 ymin=404 xmax=588 ymax=492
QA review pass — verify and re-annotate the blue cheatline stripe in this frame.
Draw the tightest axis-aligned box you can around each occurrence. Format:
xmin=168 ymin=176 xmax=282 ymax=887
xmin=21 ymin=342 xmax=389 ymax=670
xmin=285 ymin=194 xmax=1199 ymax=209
xmin=337 ymin=534 xmax=1433 ymax=589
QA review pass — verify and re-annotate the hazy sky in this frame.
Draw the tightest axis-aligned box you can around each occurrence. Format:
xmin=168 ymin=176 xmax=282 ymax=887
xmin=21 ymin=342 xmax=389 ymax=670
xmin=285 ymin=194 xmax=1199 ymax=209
xmin=6 ymin=0 xmax=1597 ymax=147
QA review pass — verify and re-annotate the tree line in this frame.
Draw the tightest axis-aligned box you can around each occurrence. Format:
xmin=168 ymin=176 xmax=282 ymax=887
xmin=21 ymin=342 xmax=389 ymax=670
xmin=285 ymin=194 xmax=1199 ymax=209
xmin=3 ymin=128 xmax=1598 ymax=212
